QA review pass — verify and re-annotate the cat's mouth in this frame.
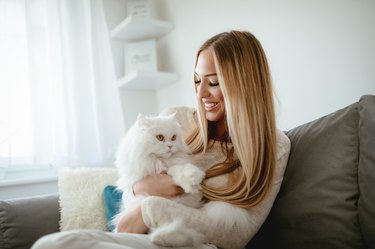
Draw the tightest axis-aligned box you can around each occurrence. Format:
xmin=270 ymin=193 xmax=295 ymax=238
xmin=157 ymin=150 xmax=173 ymax=159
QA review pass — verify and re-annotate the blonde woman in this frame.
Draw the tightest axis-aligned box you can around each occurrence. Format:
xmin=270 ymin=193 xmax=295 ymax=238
xmin=32 ymin=31 xmax=290 ymax=249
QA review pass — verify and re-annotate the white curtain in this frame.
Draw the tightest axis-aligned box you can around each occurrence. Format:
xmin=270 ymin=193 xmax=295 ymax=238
xmin=0 ymin=0 xmax=124 ymax=171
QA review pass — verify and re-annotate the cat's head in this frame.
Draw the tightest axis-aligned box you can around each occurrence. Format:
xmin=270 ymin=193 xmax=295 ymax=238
xmin=135 ymin=112 xmax=187 ymax=158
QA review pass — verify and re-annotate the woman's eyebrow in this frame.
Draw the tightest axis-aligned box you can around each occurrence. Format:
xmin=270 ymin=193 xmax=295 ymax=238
xmin=194 ymin=72 xmax=217 ymax=78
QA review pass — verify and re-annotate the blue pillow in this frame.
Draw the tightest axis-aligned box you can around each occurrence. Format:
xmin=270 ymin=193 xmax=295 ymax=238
xmin=103 ymin=185 xmax=123 ymax=232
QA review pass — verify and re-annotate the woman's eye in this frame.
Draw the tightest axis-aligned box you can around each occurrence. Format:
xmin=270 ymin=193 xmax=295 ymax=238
xmin=156 ymin=134 xmax=164 ymax=141
xmin=171 ymin=135 xmax=176 ymax=141
xmin=194 ymin=73 xmax=201 ymax=84
xmin=208 ymin=82 xmax=219 ymax=86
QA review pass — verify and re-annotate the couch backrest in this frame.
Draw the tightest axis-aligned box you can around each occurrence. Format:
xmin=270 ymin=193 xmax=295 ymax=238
xmin=357 ymin=95 xmax=375 ymax=249
xmin=0 ymin=194 xmax=60 ymax=249
xmin=248 ymin=95 xmax=375 ymax=249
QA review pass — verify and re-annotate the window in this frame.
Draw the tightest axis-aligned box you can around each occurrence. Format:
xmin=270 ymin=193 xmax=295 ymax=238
xmin=0 ymin=0 xmax=124 ymax=180
xmin=0 ymin=1 xmax=41 ymax=170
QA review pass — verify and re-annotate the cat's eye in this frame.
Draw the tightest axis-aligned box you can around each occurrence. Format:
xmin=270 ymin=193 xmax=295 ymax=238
xmin=156 ymin=134 xmax=165 ymax=141
xmin=171 ymin=135 xmax=176 ymax=141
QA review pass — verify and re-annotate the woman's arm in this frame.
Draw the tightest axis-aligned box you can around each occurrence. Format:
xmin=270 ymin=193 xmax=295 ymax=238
xmin=116 ymin=204 xmax=148 ymax=233
xmin=132 ymin=172 xmax=184 ymax=198
xmin=117 ymin=173 xmax=184 ymax=233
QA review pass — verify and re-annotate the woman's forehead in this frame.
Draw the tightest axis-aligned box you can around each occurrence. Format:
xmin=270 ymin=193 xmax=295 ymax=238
xmin=195 ymin=50 xmax=217 ymax=78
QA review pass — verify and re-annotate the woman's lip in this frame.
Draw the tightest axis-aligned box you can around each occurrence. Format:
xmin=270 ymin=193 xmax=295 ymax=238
xmin=203 ymin=102 xmax=219 ymax=111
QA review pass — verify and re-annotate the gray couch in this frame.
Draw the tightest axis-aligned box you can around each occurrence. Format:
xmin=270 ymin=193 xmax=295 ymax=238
xmin=1 ymin=95 xmax=374 ymax=249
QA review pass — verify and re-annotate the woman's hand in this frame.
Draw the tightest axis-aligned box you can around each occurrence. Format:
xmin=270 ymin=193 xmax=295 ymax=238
xmin=133 ymin=172 xmax=184 ymax=198
xmin=117 ymin=204 xmax=148 ymax=234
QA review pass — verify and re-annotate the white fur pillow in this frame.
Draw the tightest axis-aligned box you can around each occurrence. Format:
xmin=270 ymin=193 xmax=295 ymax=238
xmin=58 ymin=167 xmax=118 ymax=231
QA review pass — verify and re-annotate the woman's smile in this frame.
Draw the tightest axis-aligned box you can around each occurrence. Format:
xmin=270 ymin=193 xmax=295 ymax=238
xmin=203 ymin=101 xmax=219 ymax=111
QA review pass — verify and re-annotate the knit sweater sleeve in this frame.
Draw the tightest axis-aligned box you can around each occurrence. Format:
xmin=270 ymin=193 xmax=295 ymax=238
xmin=141 ymin=130 xmax=291 ymax=249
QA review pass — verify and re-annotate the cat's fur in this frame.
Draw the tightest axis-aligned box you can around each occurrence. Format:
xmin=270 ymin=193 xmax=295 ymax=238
xmin=114 ymin=112 xmax=206 ymax=247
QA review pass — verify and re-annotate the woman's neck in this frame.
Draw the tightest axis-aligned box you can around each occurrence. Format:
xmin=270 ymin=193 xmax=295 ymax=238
xmin=209 ymin=119 xmax=228 ymax=142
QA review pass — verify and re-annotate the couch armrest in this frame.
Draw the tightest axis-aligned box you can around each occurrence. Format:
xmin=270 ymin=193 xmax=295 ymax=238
xmin=0 ymin=194 xmax=60 ymax=249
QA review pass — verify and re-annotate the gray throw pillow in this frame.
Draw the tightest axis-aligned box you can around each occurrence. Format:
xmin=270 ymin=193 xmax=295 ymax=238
xmin=248 ymin=97 xmax=369 ymax=249
xmin=357 ymin=95 xmax=375 ymax=249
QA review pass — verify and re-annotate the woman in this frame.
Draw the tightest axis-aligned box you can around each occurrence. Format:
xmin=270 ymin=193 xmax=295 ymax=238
xmin=32 ymin=30 xmax=290 ymax=249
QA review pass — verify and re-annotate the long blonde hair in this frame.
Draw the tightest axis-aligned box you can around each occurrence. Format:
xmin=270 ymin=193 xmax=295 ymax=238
xmin=186 ymin=31 xmax=277 ymax=208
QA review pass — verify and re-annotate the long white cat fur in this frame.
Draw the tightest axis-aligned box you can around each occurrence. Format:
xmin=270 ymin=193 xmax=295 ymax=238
xmin=114 ymin=113 xmax=206 ymax=247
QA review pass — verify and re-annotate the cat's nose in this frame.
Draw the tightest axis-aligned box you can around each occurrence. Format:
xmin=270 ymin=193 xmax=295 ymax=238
xmin=168 ymin=145 xmax=172 ymax=149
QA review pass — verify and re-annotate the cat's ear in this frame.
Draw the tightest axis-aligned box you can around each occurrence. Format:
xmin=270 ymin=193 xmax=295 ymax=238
xmin=165 ymin=112 xmax=182 ymax=128
xmin=165 ymin=111 xmax=177 ymax=120
xmin=136 ymin=113 xmax=151 ymax=128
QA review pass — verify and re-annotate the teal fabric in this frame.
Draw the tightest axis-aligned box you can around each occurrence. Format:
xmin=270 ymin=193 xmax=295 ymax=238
xmin=103 ymin=185 xmax=123 ymax=232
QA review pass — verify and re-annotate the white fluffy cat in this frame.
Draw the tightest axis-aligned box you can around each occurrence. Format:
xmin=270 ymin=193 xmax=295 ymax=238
xmin=114 ymin=112 xmax=207 ymax=247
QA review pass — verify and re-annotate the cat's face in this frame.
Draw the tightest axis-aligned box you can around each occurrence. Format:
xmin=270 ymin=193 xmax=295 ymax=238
xmin=136 ymin=113 xmax=187 ymax=158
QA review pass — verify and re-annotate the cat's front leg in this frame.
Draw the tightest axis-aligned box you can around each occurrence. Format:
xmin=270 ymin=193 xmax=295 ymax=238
xmin=167 ymin=163 xmax=205 ymax=194
xmin=150 ymin=218 xmax=206 ymax=247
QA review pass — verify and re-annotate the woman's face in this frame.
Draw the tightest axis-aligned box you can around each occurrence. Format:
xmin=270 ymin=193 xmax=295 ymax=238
xmin=194 ymin=49 xmax=225 ymax=123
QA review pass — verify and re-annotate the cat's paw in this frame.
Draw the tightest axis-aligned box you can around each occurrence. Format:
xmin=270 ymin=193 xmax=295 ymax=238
xmin=151 ymin=223 xmax=206 ymax=247
xmin=168 ymin=164 xmax=205 ymax=194
xmin=151 ymin=230 xmax=176 ymax=247
xmin=151 ymin=228 xmax=197 ymax=247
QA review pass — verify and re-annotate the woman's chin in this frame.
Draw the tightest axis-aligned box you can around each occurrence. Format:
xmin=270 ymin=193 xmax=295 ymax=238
xmin=205 ymin=113 xmax=225 ymax=123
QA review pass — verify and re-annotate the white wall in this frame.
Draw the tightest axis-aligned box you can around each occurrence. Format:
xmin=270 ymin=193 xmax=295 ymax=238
xmin=155 ymin=0 xmax=375 ymax=130
xmin=0 ymin=167 xmax=58 ymax=199
xmin=103 ymin=0 xmax=161 ymax=130
xmin=0 ymin=181 xmax=57 ymax=199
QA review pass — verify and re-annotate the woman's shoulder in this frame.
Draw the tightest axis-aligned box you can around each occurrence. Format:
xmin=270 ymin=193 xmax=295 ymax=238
xmin=159 ymin=106 xmax=196 ymax=117
xmin=275 ymin=129 xmax=291 ymax=166
xmin=276 ymin=129 xmax=290 ymax=147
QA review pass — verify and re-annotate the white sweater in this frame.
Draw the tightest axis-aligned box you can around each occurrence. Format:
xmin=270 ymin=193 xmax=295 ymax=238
xmin=142 ymin=107 xmax=291 ymax=249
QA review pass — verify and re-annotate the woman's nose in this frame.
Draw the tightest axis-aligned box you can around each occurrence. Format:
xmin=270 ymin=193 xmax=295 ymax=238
xmin=197 ymin=83 xmax=209 ymax=98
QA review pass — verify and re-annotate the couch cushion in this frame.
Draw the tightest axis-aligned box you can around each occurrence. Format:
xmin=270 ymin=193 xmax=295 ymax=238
xmin=248 ymin=99 xmax=365 ymax=248
xmin=358 ymin=95 xmax=375 ymax=248
xmin=0 ymin=194 xmax=59 ymax=249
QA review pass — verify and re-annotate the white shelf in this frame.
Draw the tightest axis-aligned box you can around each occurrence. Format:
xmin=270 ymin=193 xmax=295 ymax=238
xmin=111 ymin=16 xmax=173 ymax=42
xmin=117 ymin=70 xmax=179 ymax=91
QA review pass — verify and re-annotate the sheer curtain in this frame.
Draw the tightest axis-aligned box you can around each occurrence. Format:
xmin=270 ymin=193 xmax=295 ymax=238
xmin=0 ymin=0 xmax=124 ymax=175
